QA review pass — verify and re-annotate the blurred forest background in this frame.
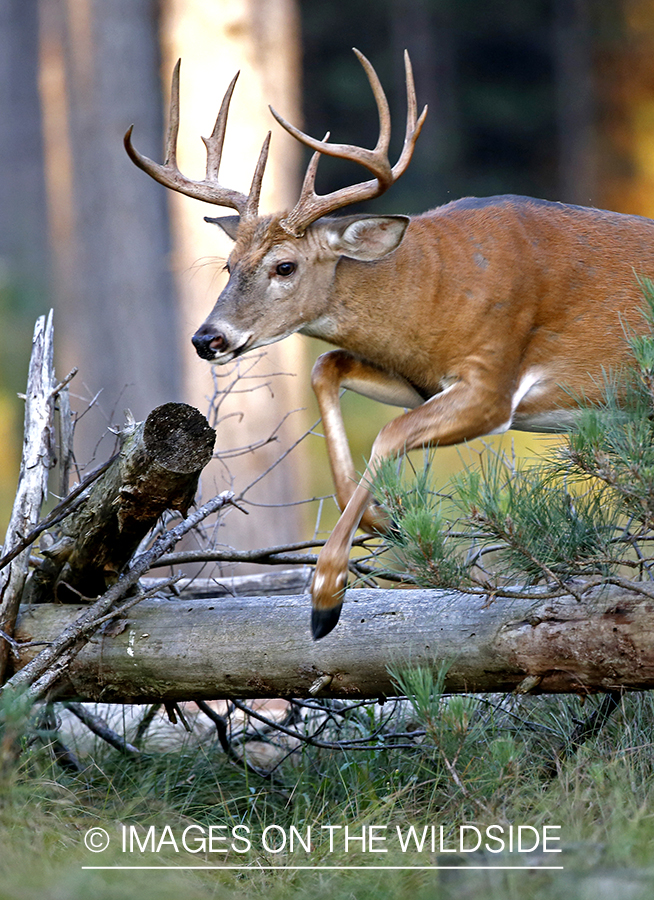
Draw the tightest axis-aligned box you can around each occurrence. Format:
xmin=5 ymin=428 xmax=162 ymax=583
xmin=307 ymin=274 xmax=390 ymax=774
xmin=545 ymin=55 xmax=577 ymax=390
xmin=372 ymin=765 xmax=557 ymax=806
xmin=1 ymin=0 xmax=654 ymax=552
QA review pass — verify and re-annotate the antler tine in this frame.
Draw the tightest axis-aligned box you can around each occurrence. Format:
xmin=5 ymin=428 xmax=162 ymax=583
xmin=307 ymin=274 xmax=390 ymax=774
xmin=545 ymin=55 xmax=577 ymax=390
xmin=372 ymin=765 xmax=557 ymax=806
xmin=270 ymin=49 xmax=393 ymax=185
xmin=276 ymin=49 xmax=426 ymax=237
xmin=202 ymin=70 xmax=239 ymax=180
xmin=164 ymin=59 xmax=182 ymax=167
xmin=287 ymin=133 xmax=330 ymax=226
xmin=351 ymin=48 xmax=391 ymax=159
xmin=125 ymin=60 xmax=267 ymax=217
xmin=391 ymin=50 xmax=428 ymax=179
xmin=245 ymin=131 xmax=271 ymax=217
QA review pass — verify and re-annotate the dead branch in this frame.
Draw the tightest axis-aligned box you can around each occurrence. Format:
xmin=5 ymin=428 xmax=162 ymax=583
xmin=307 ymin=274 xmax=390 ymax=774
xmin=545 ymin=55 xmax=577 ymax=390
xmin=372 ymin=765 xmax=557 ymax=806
xmin=0 ymin=312 xmax=56 ymax=683
xmin=24 ymin=402 xmax=216 ymax=604
xmin=4 ymin=491 xmax=234 ymax=701
xmin=63 ymin=701 xmax=140 ymax=757
xmin=141 ymin=568 xmax=313 ymax=599
xmin=0 ymin=455 xmax=117 ymax=573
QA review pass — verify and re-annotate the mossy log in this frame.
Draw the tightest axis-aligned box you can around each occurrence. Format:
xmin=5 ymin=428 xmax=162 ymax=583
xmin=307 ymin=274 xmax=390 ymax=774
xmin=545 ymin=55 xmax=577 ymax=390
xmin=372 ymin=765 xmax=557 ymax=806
xmin=24 ymin=402 xmax=215 ymax=603
xmin=13 ymin=582 xmax=654 ymax=701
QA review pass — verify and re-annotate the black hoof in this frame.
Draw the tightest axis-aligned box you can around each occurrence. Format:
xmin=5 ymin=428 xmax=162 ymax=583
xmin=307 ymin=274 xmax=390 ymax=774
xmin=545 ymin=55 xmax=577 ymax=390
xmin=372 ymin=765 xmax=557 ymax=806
xmin=311 ymin=605 xmax=342 ymax=640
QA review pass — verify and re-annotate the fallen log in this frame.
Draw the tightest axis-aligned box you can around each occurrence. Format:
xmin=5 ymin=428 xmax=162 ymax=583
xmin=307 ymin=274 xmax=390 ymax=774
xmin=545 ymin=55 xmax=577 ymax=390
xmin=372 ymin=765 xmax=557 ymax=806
xmin=13 ymin=581 xmax=654 ymax=700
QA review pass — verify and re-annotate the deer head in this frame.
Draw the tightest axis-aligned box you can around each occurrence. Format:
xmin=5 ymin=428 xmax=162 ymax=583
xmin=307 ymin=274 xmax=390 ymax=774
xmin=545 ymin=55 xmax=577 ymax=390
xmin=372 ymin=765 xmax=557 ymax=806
xmin=124 ymin=50 xmax=427 ymax=364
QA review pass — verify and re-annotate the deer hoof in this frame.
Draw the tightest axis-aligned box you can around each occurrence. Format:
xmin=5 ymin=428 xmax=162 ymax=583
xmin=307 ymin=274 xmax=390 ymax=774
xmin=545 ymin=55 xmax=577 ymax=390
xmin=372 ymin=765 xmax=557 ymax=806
xmin=311 ymin=604 xmax=343 ymax=640
xmin=311 ymin=564 xmax=347 ymax=639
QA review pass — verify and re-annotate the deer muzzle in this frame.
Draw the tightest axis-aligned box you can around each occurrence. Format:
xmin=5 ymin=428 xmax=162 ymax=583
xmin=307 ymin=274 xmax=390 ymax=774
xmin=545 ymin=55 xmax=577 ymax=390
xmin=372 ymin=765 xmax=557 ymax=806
xmin=192 ymin=323 xmax=255 ymax=363
xmin=191 ymin=326 xmax=228 ymax=361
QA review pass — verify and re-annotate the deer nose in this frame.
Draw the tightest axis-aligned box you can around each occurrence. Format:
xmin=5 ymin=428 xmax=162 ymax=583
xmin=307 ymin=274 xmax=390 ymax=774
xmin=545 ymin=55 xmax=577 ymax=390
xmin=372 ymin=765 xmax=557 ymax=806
xmin=191 ymin=326 xmax=228 ymax=360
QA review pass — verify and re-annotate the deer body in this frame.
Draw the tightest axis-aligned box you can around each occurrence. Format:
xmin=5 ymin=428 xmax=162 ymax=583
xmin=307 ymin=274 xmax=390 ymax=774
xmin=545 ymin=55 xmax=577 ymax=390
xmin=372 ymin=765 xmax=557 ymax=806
xmin=125 ymin=52 xmax=654 ymax=639
xmin=315 ymin=195 xmax=654 ymax=423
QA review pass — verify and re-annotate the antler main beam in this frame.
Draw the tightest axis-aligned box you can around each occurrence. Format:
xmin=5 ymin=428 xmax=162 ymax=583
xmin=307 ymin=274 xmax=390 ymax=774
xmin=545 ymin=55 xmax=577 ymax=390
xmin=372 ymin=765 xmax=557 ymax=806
xmin=274 ymin=49 xmax=428 ymax=237
xmin=124 ymin=60 xmax=270 ymax=218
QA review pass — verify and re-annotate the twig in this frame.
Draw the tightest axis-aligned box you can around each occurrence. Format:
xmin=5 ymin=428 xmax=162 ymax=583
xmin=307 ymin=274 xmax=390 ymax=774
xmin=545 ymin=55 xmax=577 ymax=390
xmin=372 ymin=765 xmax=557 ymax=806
xmin=236 ymin=411 xmax=321 ymax=499
xmin=152 ymin=534 xmax=374 ymax=569
xmin=50 ymin=367 xmax=78 ymax=399
xmin=36 ymin=703 xmax=83 ymax=773
xmin=134 ymin=703 xmax=162 ymax=746
xmin=64 ymin=701 xmax=140 ymax=757
xmin=562 ymin=691 xmax=621 ymax=756
xmin=164 ymin=702 xmax=193 ymax=732
xmin=228 ymin=699 xmax=420 ymax=752
xmin=3 ymin=493 xmax=233 ymax=701
xmin=55 ymin=368 xmax=76 ymax=498
xmin=195 ymin=699 xmax=274 ymax=780
xmin=0 ymin=454 xmax=118 ymax=573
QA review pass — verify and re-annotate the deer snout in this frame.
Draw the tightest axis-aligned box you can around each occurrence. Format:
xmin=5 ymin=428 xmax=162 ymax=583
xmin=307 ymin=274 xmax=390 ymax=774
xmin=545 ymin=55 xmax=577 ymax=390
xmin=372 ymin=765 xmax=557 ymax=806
xmin=191 ymin=325 xmax=228 ymax=361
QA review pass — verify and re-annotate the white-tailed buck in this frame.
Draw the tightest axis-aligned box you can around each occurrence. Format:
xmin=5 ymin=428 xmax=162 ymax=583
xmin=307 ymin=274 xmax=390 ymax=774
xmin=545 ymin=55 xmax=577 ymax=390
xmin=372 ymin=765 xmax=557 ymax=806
xmin=126 ymin=51 xmax=654 ymax=639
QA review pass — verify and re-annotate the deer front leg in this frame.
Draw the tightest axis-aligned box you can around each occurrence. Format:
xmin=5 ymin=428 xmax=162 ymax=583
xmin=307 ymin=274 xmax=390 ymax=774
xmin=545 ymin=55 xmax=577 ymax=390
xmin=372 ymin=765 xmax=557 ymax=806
xmin=310 ymin=375 xmax=515 ymax=639
xmin=311 ymin=350 xmax=424 ymax=534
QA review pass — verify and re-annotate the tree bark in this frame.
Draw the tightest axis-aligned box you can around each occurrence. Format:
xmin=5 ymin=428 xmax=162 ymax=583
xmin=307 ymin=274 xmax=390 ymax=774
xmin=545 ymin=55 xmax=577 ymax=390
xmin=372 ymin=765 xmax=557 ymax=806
xmin=13 ymin=582 xmax=654 ymax=701
xmin=24 ymin=402 xmax=215 ymax=604
xmin=0 ymin=0 xmax=49 ymax=297
xmin=160 ymin=0 xmax=310 ymax=554
xmin=38 ymin=0 xmax=181 ymax=467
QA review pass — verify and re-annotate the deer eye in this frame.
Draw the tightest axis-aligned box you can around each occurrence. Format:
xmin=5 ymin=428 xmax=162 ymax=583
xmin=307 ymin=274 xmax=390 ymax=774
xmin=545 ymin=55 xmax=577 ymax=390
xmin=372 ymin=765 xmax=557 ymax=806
xmin=275 ymin=261 xmax=296 ymax=277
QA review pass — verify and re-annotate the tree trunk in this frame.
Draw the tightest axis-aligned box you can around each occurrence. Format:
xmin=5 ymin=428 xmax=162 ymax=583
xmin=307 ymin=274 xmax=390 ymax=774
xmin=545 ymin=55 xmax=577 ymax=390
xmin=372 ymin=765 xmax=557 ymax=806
xmin=159 ymin=0 xmax=310 ymax=555
xmin=13 ymin=582 xmax=654 ymax=700
xmin=38 ymin=0 xmax=181 ymax=468
xmin=0 ymin=0 xmax=49 ymax=298
xmin=552 ymin=0 xmax=597 ymax=205
xmin=0 ymin=313 xmax=55 ymax=683
xmin=594 ymin=0 xmax=654 ymax=217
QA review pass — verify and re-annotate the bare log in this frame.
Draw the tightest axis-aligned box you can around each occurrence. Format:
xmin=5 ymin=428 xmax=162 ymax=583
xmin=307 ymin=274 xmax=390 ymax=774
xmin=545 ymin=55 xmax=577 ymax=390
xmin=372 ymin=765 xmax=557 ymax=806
xmin=12 ymin=582 xmax=654 ymax=701
xmin=0 ymin=312 xmax=55 ymax=682
xmin=141 ymin=568 xmax=313 ymax=599
xmin=24 ymin=402 xmax=216 ymax=604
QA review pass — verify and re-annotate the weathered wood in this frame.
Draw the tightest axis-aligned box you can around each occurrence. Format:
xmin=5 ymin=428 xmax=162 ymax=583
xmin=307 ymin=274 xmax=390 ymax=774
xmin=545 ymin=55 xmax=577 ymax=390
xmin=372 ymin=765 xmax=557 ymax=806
xmin=141 ymin=568 xmax=313 ymax=599
xmin=0 ymin=312 xmax=55 ymax=682
xmin=7 ymin=492 xmax=234 ymax=701
xmin=13 ymin=582 xmax=654 ymax=701
xmin=24 ymin=402 xmax=216 ymax=604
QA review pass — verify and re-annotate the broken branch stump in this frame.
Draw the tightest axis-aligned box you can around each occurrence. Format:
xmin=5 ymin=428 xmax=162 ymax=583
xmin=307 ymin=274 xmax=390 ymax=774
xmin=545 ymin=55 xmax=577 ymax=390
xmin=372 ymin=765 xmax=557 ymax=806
xmin=0 ymin=312 xmax=56 ymax=682
xmin=24 ymin=402 xmax=216 ymax=604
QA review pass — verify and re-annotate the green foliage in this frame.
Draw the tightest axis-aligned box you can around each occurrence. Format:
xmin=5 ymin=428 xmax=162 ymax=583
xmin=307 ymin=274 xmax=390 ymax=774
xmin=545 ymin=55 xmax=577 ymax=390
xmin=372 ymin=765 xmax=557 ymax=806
xmin=373 ymin=449 xmax=622 ymax=591
xmin=372 ymin=457 xmax=466 ymax=588
xmin=453 ymin=456 xmax=619 ymax=581
xmin=0 ymin=684 xmax=37 ymax=784
xmin=560 ymin=277 xmax=654 ymax=530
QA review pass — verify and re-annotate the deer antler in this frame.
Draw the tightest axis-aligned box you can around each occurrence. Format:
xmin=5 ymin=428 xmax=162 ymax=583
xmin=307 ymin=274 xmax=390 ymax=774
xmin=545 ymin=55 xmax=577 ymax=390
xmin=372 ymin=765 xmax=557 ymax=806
xmin=272 ymin=49 xmax=428 ymax=237
xmin=124 ymin=60 xmax=270 ymax=218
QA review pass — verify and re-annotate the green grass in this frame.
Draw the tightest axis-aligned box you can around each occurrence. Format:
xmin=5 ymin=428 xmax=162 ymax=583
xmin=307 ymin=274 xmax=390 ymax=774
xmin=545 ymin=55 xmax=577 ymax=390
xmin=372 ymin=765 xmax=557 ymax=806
xmin=2 ymin=682 xmax=654 ymax=899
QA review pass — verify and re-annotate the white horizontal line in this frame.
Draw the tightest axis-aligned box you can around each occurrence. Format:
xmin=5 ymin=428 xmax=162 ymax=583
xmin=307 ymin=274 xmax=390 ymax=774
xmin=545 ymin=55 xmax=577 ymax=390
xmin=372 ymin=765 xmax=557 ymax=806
xmin=82 ymin=865 xmax=565 ymax=871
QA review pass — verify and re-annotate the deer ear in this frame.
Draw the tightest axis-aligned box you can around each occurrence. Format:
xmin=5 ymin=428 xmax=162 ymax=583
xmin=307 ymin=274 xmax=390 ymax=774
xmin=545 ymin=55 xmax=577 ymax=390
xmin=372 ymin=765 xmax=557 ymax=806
xmin=325 ymin=215 xmax=409 ymax=261
xmin=204 ymin=215 xmax=240 ymax=240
